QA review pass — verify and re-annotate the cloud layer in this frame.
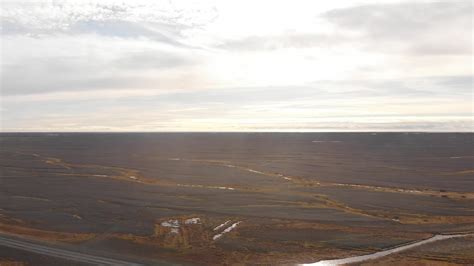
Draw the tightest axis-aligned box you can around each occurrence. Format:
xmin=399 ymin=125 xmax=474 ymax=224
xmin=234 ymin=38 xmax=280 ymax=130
xmin=1 ymin=0 xmax=472 ymax=131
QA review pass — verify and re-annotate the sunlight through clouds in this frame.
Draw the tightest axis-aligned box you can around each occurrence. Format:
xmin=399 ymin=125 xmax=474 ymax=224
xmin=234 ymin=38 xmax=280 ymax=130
xmin=0 ymin=0 xmax=472 ymax=131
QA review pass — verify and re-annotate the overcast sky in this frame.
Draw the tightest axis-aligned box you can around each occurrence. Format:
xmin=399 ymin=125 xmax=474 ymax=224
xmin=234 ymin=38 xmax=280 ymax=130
xmin=0 ymin=0 xmax=472 ymax=132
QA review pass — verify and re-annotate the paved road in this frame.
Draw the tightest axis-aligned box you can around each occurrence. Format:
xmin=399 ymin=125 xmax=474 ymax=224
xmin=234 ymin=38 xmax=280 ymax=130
xmin=0 ymin=235 xmax=142 ymax=265
xmin=303 ymin=233 xmax=474 ymax=265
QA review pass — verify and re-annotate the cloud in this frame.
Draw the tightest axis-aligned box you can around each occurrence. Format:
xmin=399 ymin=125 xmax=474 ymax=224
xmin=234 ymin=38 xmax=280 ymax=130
xmin=1 ymin=1 xmax=471 ymax=132
xmin=4 ymin=75 xmax=471 ymax=107
xmin=0 ymin=1 xmax=217 ymax=45
xmin=1 ymin=33 xmax=201 ymax=96
xmin=1 ymin=53 xmax=134 ymax=95
xmin=216 ymin=1 xmax=472 ymax=55
xmin=322 ymin=1 xmax=473 ymax=55
xmin=216 ymin=33 xmax=347 ymax=51
xmin=70 ymin=20 xmax=182 ymax=46
xmin=113 ymin=51 xmax=196 ymax=70
xmin=1 ymin=60 xmax=202 ymax=96
xmin=310 ymin=75 xmax=474 ymax=97
xmin=0 ymin=19 xmax=29 ymax=35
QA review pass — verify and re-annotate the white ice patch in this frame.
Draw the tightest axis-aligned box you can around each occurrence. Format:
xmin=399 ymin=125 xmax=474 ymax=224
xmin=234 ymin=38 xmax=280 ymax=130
xmin=161 ymin=219 xmax=180 ymax=228
xmin=177 ymin=184 xmax=204 ymax=188
xmin=404 ymin=189 xmax=422 ymax=193
xmin=248 ymin=169 xmax=265 ymax=174
xmin=213 ymin=221 xmax=241 ymax=240
xmin=169 ymin=158 xmax=181 ymax=161
xmin=170 ymin=228 xmax=180 ymax=234
xmin=215 ymin=186 xmax=235 ymax=190
xmin=184 ymin=218 xmax=201 ymax=224
xmin=129 ymin=176 xmax=137 ymax=179
xmin=213 ymin=220 xmax=231 ymax=231
xmin=274 ymin=173 xmax=292 ymax=181
xmin=177 ymin=184 xmax=235 ymax=191
xmin=93 ymin=174 xmax=108 ymax=177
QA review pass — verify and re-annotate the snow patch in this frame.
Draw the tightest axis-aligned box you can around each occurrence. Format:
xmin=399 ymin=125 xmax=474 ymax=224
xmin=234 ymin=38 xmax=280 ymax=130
xmin=177 ymin=184 xmax=204 ymax=188
xmin=213 ymin=221 xmax=241 ymax=240
xmin=161 ymin=219 xmax=180 ymax=228
xmin=248 ymin=169 xmax=264 ymax=174
xmin=184 ymin=217 xmax=201 ymax=224
xmin=275 ymin=173 xmax=292 ymax=181
xmin=177 ymin=184 xmax=235 ymax=191
xmin=216 ymin=186 xmax=235 ymax=190
xmin=213 ymin=220 xmax=231 ymax=231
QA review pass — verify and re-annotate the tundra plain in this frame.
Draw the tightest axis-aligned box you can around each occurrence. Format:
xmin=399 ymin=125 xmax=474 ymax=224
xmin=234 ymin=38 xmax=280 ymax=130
xmin=1 ymin=133 xmax=473 ymax=265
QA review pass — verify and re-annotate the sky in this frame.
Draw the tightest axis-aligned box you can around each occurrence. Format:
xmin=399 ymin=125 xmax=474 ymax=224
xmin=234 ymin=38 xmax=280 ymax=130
xmin=0 ymin=0 xmax=472 ymax=132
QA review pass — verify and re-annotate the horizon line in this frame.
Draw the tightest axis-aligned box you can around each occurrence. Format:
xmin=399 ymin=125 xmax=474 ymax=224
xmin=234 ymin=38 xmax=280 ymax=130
xmin=0 ymin=130 xmax=472 ymax=134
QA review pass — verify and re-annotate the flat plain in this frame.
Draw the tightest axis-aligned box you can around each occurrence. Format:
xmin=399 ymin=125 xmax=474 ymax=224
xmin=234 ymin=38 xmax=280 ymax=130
xmin=0 ymin=133 xmax=473 ymax=265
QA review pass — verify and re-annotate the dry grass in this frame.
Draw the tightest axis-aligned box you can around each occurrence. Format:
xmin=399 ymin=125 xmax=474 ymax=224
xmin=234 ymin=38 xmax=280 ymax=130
xmin=0 ymin=222 xmax=95 ymax=243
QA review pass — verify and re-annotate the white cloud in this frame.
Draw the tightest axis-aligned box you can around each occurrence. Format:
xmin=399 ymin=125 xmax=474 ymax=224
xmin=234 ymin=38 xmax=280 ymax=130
xmin=322 ymin=1 xmax=473 ymax=55
xmin=0 ymin=0 xmax=472 ymax=131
